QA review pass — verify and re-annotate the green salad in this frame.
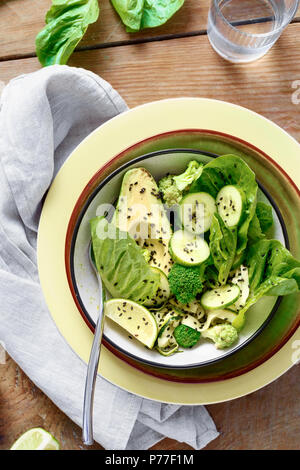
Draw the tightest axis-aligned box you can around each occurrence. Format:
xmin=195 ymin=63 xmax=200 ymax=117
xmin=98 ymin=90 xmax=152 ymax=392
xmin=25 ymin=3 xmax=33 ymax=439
xmin=90 ymin=155 xmax=300 ymax=356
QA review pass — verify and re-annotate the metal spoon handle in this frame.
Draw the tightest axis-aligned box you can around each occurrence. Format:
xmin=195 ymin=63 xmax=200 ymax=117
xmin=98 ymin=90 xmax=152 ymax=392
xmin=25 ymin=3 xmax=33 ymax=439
xmin=82 ymin=278 xmax=104 ymax=446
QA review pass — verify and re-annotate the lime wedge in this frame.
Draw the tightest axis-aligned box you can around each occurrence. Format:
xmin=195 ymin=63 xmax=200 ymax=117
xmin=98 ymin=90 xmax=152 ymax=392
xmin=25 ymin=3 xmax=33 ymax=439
xmin=10 ymin=428 xmax=60 ymax=450
xmin=104 ymin=299 xmax=158 ymax=348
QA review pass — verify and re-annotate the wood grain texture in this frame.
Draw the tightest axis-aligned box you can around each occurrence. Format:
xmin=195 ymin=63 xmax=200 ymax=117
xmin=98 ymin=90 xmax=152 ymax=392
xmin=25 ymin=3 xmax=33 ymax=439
xmin=1 ymin=0 xmax=300 ymax=60
xmin=1 ymin=23 xmax=300 ymax=141
xmin=0 ymin=0 xmax=210 ymax=60
xmin=1 ymin=354 xmax=300 ymax=450
xmin=1 ymin=5 xmax=300 ymax=452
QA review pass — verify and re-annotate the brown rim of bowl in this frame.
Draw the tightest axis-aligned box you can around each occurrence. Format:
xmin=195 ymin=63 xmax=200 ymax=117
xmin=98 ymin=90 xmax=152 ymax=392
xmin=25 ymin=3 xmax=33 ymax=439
xmin=64 ymin=129 xmax=300 ymax=382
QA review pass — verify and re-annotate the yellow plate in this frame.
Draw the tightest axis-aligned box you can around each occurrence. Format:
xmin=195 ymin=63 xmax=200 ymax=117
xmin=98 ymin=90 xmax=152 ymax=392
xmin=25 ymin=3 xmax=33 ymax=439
xmin=37 ymin=98 xmax=300 ymax=404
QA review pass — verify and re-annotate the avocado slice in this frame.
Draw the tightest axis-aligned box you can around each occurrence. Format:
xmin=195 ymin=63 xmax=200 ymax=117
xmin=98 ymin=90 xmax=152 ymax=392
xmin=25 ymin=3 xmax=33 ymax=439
xmin=112 ymin=168 xmax=173 ymax=276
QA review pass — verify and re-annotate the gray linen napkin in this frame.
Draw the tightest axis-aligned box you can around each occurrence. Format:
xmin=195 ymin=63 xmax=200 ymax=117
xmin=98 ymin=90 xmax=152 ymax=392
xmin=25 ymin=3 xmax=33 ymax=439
xmin=0 ymin=65 xmax=219 ymax=450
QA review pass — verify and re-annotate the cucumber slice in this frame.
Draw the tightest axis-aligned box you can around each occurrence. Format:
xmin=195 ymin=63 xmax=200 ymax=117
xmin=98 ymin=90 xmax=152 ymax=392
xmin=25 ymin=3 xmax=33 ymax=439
xmin=144 ymin=267 xmax=170 ymax=308
xmin=201 ymin=284 xmax=240 ymax=310
xmin=173 ymin=324 xmax=201 ymax=348
xmin=169 ymin=230 xmax=210 ymax=266
xmin=180 ymin=192 xmax=217 ymax=234
xmin=216 ymin=185 xmax=243 ymax=227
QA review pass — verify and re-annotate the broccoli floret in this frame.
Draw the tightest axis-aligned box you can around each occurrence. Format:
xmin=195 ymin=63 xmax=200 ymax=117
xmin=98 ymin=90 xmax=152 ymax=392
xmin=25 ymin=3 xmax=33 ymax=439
xmin=173 ymin=160 xmax=203 ymax=191
xmin=158 ymin=175 xmax=182 ymax=207
xmin=158 ymin=161 xmax=203 ymax=207
xmin=174 ymin=324 xmax=201 ymax=348
xmin=201 ymin=324 xmax=238 ymax=349
xmin=168 ymin=263 xmax=203 ymax=304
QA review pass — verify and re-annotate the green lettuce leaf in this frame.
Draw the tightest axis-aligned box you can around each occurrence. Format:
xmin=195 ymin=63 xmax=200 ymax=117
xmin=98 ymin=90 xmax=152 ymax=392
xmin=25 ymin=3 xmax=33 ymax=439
xmin=256 ymin=201 xmax=273 ymax=234
xmin=36 ymin=0 xmax=99 ymax=66
xmin=141 ymin=0 xmax=185 ymax=29
xmin=248 ymin=201 xmax=274 ymax=244
xmin=111 ymin=0 xmax=184 ymax=32
xmin=111 ymin=0 xmax=144 ymax=31
xmin=90 ymin=217 xmax=160 ymax=303
xmin=209 ymin=213 xmax=237 ymax=285
xmin=232 ymin=239 xmax=300 ymax=329
xmin=191 ymin=154 xmax=258 ymax=255
xmin=248 ymin=213 xmax=264 ymax=244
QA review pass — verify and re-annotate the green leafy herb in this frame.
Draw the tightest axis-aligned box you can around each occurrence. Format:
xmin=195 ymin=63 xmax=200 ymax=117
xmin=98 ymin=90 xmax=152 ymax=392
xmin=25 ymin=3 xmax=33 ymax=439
xmin=90 ymin=216 xmax=160 ymax=304
xmin=248 ymin=201 xmax=274 ymax=244
xmin=256 ymin=201 xmax=273 ymax=234
xmin=191 ymin=154 xmax=258 ymax=255
xmin=232 ymin=239 xmax=300 ymax=329
xmin=111 ymin=0 xmax=144 ymax=31
xmin=111 ymin=0 xmax=184 ymax=32
xmin=209 ymin=213 xmax=237 ymax=285
xmin=36 ymin=0 xmax=100 ymax=66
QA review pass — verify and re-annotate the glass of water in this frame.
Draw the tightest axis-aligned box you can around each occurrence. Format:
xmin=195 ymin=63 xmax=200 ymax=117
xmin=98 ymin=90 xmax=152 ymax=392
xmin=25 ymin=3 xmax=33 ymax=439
xmin=207 ymin=0 xmax=299 ymax=63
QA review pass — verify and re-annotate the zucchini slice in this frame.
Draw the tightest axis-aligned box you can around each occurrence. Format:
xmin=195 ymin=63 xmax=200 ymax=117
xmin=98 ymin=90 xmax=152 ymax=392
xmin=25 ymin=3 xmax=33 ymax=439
xmin=201 ymin=284 xmax=240 ymax=310
xmin=180 ymin=192 xmax=217 ymax=234
xmin=216 ymin=185 xmax=243 ymax=227
xmin=169 ymin=230 xmax=210 ymax=266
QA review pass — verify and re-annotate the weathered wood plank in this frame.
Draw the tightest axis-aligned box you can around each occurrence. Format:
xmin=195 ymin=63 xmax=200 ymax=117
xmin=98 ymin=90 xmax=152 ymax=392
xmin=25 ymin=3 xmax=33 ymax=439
xmin=1 ymin=20 xmax=300 ymax=452
xmin=1 ymin=24 xmax=300 ymax=142
xmin=0 ymin=0 xmax=210 ymax=60
xmin=1 ymin=0 xmax=299 ymax=60
xmin=1 ymin=354 xmax=299 ymax=450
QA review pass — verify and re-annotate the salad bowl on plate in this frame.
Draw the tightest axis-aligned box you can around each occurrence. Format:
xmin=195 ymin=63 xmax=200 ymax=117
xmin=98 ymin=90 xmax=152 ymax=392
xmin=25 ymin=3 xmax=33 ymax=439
xmin=66 ymin=147 xmax=298 ymax=369
xmin=38 ymin=98 xmax=300 ymax=400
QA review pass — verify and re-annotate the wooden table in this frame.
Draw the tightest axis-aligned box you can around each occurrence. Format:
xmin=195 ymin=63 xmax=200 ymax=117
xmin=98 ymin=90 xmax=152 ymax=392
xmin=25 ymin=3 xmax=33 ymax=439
xmin=1 ymin=0 xmax=300 ymax=451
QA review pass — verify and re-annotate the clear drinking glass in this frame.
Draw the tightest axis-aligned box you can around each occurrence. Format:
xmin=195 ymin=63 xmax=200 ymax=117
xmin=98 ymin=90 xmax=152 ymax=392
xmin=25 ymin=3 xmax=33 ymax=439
xmin=207 ymin=0 xmax=299 ymax=63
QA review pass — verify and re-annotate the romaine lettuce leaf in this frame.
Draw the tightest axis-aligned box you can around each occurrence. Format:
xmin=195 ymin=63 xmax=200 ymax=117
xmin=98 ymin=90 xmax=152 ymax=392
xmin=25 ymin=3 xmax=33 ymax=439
xmin=256 ymin=201 xmax=273 ymax=234
xmin=36 ymin=0 xmax=99 ymax=66
xmin=248 ymin=201 xmax=274 ymax=244
xmin=90 ymin=217 xmax=160 ymax=303
xmin=141 ymin=0 xmax=185 ymax=29
xmin=111 ymin=0 xmax=184 ymax=32
xmin=232 ymin=239 xmax=300 ymax=329
xmin=191 ymin=154 xmax=258 ymax=255
xmin=111 ymin=0 xmax=144 ymax=31
xmin=209 ymin=213 xmax=237 ymax=285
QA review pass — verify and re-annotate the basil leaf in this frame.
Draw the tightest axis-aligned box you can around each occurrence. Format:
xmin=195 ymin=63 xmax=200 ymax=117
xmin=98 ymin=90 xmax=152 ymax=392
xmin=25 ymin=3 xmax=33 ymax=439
xmin=36 ymin=0 xmax=100 ymax=66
